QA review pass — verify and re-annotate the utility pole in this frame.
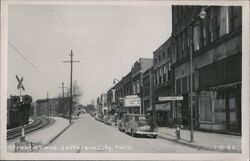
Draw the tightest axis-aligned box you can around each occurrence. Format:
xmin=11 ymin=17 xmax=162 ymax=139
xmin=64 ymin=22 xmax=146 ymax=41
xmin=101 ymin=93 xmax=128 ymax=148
xmin=63 ymin=50 xmax=80 ymax=124
xmin=59 ymin=81 xmax=66 ymax=117
xmin=189 ymin=26 xmax=194 ymax=143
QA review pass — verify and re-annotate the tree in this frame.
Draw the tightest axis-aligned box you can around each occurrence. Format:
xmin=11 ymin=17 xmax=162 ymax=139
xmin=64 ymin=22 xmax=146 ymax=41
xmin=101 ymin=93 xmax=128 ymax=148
xmin=65 ymin=80 xmax=83 ymax=113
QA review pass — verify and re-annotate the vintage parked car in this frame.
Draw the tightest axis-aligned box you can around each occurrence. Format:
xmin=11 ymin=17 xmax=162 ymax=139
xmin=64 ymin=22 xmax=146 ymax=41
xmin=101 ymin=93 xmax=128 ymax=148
xmin=107 ymin=116 xmax=117 ymax=126
xmin=95 ymin=114 xmax=103 ymax=122
xmin=124 ymin=114 xmax=159 ymax=138
xmin=118 ymin=115 xmax=127 ymax=132
xmin=103 ymin=115 xmax=109 ymax=124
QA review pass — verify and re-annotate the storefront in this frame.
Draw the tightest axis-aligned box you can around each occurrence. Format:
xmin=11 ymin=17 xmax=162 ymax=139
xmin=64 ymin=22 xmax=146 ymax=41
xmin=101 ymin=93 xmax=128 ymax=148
xmin=198 ymin=83 xmax=241 ymax=133
xmin=198 ymin=54 xmax=242 ymax=134
xmin=147 ymin=102 xmax=172 ymax=127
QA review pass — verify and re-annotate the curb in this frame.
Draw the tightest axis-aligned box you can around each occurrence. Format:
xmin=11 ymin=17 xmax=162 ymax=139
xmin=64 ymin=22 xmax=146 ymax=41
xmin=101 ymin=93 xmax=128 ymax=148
xmin=46 ymin=122 xmax=73 ymax=145
xmin=158 ymin=134 xmax=241 ymax=153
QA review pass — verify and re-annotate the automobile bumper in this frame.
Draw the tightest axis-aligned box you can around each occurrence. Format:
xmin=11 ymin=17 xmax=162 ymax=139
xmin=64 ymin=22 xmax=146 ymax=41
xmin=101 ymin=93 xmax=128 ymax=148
xmin=134 ymin=131 xmax=159 ymax=135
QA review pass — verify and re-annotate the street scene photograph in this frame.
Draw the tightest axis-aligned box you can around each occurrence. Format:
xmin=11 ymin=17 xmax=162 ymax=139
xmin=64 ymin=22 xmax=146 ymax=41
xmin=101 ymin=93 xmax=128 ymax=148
xmin=1 ymin=0 xmax=249 ymax=160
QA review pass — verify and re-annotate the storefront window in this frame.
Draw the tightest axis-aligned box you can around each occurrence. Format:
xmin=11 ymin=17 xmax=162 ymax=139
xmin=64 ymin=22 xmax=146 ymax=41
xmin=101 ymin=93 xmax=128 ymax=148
xmin=214 ymin=92 xmax=226 ymax=123
xmin=199 ymin=91 xmax=212 ymax=121
xmin=229 ymin=97 xmax=236 ymax=123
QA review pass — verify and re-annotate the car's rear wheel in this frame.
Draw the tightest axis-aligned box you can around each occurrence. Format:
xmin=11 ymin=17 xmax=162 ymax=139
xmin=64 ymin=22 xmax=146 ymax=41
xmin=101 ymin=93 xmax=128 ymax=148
xmin=153 ymin=135 xmax=157 ymax=139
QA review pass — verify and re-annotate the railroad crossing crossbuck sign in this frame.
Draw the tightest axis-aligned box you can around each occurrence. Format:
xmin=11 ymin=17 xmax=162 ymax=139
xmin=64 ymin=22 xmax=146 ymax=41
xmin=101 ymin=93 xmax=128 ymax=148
xmin=16 ymin=75 xmax=25 ymax=91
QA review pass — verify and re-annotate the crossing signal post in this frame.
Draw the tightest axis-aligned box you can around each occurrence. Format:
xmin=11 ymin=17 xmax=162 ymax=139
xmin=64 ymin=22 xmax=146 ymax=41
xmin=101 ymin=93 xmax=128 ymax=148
xmin=19 ymin=95 xmax=32 ymax=141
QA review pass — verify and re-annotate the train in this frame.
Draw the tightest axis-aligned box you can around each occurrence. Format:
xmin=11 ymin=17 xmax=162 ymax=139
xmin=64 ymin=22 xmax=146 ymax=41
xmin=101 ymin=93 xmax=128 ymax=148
xmin=7 ymin=108 xmax=20 ymax=129
xmin=7 ymin=96 xmax=20 ymax=129
xmin=7 ymin=95 xmax=33 ymax=129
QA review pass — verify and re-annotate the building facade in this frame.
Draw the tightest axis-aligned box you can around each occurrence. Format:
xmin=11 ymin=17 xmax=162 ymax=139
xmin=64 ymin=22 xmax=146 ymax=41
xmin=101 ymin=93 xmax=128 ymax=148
xmin=171 ymin=6 xmax=242 ymax=133
xmin=106 ymin=58 xmax=153 ymax=118
xmin=151 ymin=37 xmax=175 ymax=127
xmin=96 ymin=93 xmax=108 ymax=115
xmin=36 ymin=97 xmax=69 ymax=117
xmin=143 ymin=67 xmax=153 ymax=113
xmin=131 ymin=58 xmax=153 ymax=114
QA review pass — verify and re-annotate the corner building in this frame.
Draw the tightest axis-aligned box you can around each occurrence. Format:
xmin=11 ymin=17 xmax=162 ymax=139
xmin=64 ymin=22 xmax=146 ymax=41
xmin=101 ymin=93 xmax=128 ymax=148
xmin=171 ymin=6 xmax=242 ymax=134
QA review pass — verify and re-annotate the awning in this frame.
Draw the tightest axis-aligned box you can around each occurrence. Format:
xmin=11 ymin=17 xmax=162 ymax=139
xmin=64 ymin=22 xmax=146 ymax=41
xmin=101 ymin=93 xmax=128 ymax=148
xmin=146 ymin=102 xmax=171 ymax=112
xmin=201 ymin=81 xmax=241 ymax=91
xmin=116 ymin=108 xmax=126 ymax=113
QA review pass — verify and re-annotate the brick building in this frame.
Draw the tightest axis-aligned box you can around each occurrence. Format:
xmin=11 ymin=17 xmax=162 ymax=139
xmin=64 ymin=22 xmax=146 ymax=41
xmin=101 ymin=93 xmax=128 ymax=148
xmin=150 ymin=37 xmax=175 ymax=127
xmin=36 ymin=97 xmax=69 ymax=117
xmin=106 ymin=58 xmax=153 ymax=118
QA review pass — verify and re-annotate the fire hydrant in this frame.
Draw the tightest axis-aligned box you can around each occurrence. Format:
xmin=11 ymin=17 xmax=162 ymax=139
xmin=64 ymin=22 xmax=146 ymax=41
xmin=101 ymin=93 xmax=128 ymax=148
xmin=175 ymin=126 xmax=180 ymax=140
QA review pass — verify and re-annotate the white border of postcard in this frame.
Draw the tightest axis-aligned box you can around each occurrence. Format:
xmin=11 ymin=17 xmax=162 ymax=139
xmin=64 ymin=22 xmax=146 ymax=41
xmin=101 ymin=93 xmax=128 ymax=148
xmin=1 ymin=0 xmax=249 ymax=160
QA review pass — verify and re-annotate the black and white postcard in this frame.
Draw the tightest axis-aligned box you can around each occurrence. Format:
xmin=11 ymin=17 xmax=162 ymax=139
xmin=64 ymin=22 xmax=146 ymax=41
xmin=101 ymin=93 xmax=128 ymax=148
xmin=1 ymin=0 xmax=249 ymax=160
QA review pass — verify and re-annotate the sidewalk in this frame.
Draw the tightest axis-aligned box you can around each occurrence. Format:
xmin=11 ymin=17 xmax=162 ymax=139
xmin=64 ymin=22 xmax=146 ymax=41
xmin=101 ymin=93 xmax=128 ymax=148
xmin=158 ymin=127 xmax=241 ymax=153
xmin=7 ymin=117 xmax=71 ymax=152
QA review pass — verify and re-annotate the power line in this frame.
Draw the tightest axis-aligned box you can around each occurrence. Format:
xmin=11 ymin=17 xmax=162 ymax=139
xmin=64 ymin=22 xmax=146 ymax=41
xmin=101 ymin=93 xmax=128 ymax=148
xmin=8 ymin=41 xmax=57 ymax=86
xmin=49 ymin=6 xmax=73 ymax=50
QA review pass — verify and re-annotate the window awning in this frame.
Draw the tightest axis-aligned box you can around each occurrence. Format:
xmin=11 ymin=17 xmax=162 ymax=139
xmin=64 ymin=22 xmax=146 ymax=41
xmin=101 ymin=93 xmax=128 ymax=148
xmin=146 ymin=102 xmax=171 ymax=112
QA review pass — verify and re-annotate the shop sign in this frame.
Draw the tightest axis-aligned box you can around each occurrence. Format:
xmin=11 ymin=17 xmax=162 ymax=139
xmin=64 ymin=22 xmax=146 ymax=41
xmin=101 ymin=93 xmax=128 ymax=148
xmin=124 ymin=95 xmax=141 ymax=107
xmin=158 ymin=96 xmax=183 ymax=101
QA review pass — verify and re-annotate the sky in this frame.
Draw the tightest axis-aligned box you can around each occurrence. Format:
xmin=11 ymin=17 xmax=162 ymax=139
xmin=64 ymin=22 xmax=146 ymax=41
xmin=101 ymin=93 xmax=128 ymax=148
xmin=7 ymin=4 xmax=172 ymax=105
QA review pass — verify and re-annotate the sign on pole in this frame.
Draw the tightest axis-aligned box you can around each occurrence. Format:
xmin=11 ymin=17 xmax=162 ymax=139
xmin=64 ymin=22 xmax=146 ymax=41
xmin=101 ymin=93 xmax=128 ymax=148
xmin=158 ymin=96 xmax=183 ymax=101
xmin=16 ymin=75 xmax=25 ymax=90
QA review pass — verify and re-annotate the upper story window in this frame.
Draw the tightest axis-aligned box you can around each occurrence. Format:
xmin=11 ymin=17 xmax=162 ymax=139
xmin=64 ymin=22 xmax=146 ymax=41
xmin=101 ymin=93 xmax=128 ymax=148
xmin=167 ymin=48 xmax=170 ymax=59
xmin=175 ymin=6 xmax=241 ymax=64
xmin=133 ymin=84 xmax=136 ymax=95
xmin=230 ymin=6 xmax=242 ymax=31
xmin=177 ymin=34 xmax=183 ymax=60
xmin=163 ymin=52 xmax=166 ymax=59
xmin=163 ymin=65 xmax=167 ymax=82
xmin=193 ymin=23 xmax=201 ymax=52
xmin=154 ymin=58 xmax=157 ymax=64
xmin=158 ymin=55 xmax=161 ymax=62
xmin=136 ymin=81 xmax=140 ymax=93
xmin=218 ymin=6 xmax=230 ymax=37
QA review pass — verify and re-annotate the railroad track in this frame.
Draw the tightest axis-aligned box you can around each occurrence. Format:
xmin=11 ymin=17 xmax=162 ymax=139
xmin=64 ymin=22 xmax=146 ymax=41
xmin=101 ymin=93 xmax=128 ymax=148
xmin=7 ymin=117 xmax=54 ymax=140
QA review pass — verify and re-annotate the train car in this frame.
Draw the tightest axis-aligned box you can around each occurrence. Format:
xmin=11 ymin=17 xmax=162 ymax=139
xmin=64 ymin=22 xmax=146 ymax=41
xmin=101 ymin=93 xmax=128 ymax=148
xmin=7 ymin=109 xmax=20 ymax=129
xmin=7 ymin=97 xmax=20 ymax=129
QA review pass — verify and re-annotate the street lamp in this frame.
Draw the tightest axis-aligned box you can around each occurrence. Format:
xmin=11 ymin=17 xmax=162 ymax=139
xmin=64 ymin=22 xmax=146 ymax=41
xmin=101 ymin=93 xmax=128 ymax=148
xmin=113 ymin=78 xmax=120 ymax=84
xmin=190 ymin=7 xmax=207 ymax=143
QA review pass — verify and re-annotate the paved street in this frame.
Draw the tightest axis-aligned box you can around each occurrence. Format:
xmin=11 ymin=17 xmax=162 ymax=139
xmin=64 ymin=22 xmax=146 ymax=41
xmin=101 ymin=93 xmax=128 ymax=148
xmin=38 ymin=114 xmax=209 ymax=153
